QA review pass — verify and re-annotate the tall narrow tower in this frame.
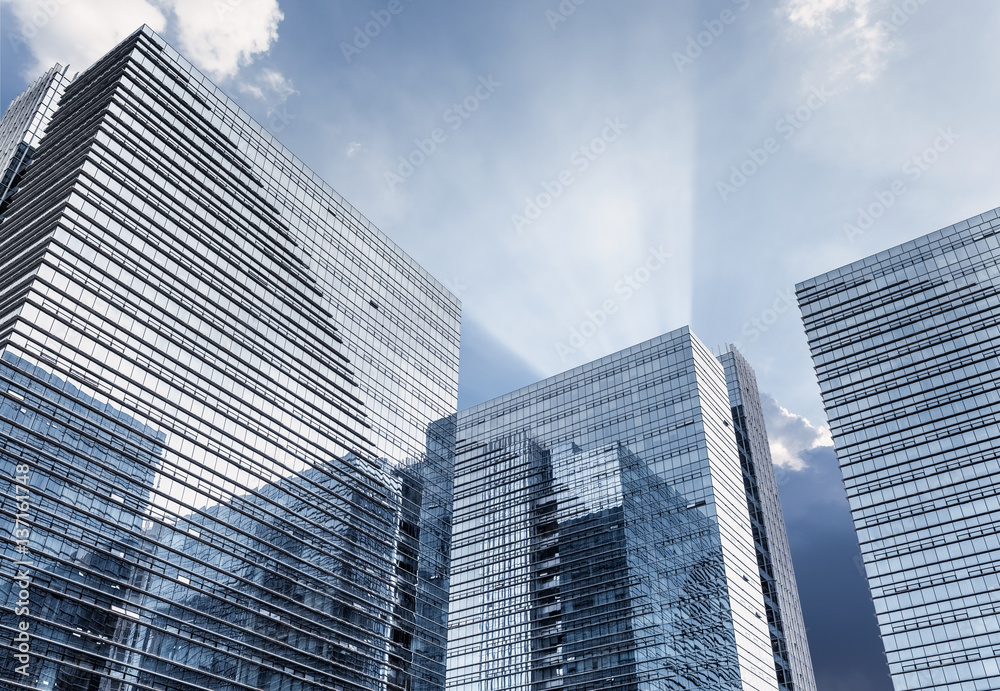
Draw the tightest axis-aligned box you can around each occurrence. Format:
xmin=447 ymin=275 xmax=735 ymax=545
xmin=720 ymin=348 xmax=816 ymax=691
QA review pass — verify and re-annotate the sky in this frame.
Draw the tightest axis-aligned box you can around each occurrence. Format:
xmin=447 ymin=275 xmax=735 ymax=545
xmin=3 ymin=1 xmax=999 ymax=688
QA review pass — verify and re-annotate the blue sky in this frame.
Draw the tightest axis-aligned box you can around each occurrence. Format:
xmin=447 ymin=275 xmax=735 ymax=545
xmin=4 ymin=1 xmax=999 ymax=688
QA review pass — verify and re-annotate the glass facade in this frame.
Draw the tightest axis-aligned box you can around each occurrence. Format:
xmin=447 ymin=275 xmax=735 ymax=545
xmin=0 ymin=63 xmax=70 ymax=215
xmin=720 ymin=349 xmax=816 ymax=691
xmin=0 ymin=26 xmax=459 ymax=691
xmin=797 ymin=206 xmax=1000 ymax=690
xmin=0 ymin=354 xmax=165 ymax=688
xmin=447 ymin=328 xmax=786 ymax=691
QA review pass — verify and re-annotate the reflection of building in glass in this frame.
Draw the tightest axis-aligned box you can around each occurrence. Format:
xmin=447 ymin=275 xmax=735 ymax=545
xmin=0 ymin=354 xmax=165 ymax=689
xmin=133 ymin=450 xmax=452 ymax=691
xmin=448 ymin=328 xmax=812 ymax=690
xmin=721 ymin=349 xmax=817 ymax=691
xmin=797 ymin=207 xmax=1000 ymax=690
xmin=0 ymin=25 xmax=458 ymax=690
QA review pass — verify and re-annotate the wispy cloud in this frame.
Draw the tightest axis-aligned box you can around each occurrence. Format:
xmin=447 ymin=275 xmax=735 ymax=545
xmin=761 ymin=393 xmax=834 ymax=470
xmin=780 ymin=0 xmax=896 ymax=84
xmin=239 ymin=67 xmax=297 ymax=107
xmin=784 ymin=0 xmax=868 ymax=30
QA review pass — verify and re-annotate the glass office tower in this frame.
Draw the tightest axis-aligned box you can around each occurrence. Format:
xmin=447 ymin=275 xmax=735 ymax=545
xmin=797 ymin=206 xmax=1000 ymax=690
xmin=720 ymin=349 xmax=816 ymax=691
xmin=0 ymin=63 xmax=70 ymax=213
xmin=0 ymin=26 xmax=459 ymax=691
xmin=448 ymin=328 xmax=814 ymax=691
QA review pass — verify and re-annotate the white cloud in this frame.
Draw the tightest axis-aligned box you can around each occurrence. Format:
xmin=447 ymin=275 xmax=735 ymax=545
xmin=346 ymin=142 xmax=363 ymax=158
xmin=164 ymin=0 xmax=283 ymax=80
xmin=785 ymin=0 xmax=864 ymax=30
xmin=239 ymin=67 xmax=297 ymax=103
xmin=238 ymin=82 xmax=265 ymax=100
xmin=780 ymin=0 xmax=896 ymax=84
xmin=2 ymin=0 xmax=283 ymax=83
xmin=2 ymin=0 xmax=167 ymax=79
xmin=259 ymin=68 xmax=296 ymax=99
xmin=761 ymin=394 xmax=833 ymax=471
xmin=236 ymin=66 xmax=297 ymax=135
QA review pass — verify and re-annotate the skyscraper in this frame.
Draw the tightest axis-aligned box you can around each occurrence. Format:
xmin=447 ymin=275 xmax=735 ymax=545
xmin=0 ymin=63 xmax=70 ymax=213
xmin=0 ymin=25 xmax=459 ymax=691
xmin=447 ymin=328 xmax=816 ymax=691
xmin=720 ymin=349 xmax=816 ymax=691
xmin=797 ymin=206 xmax=1000 ymax=690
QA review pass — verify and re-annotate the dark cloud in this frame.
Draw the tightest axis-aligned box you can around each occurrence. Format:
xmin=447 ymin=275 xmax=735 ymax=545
xmin=779 ymin=446 xmax=894 ymax=691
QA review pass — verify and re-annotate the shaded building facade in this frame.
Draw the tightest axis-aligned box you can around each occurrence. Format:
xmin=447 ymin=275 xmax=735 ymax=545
xmin=0 ymin=354 xmax=165 ymax=688
xmin=720 ymin=349 xmax=816 ymax=691
xmin=797 ymin=206 xmax=1000 ymax=689
xmin=0 ymin=26 xmax=459 ymax=691
xmin=447 ymin=328 xmax=809 ymax=691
